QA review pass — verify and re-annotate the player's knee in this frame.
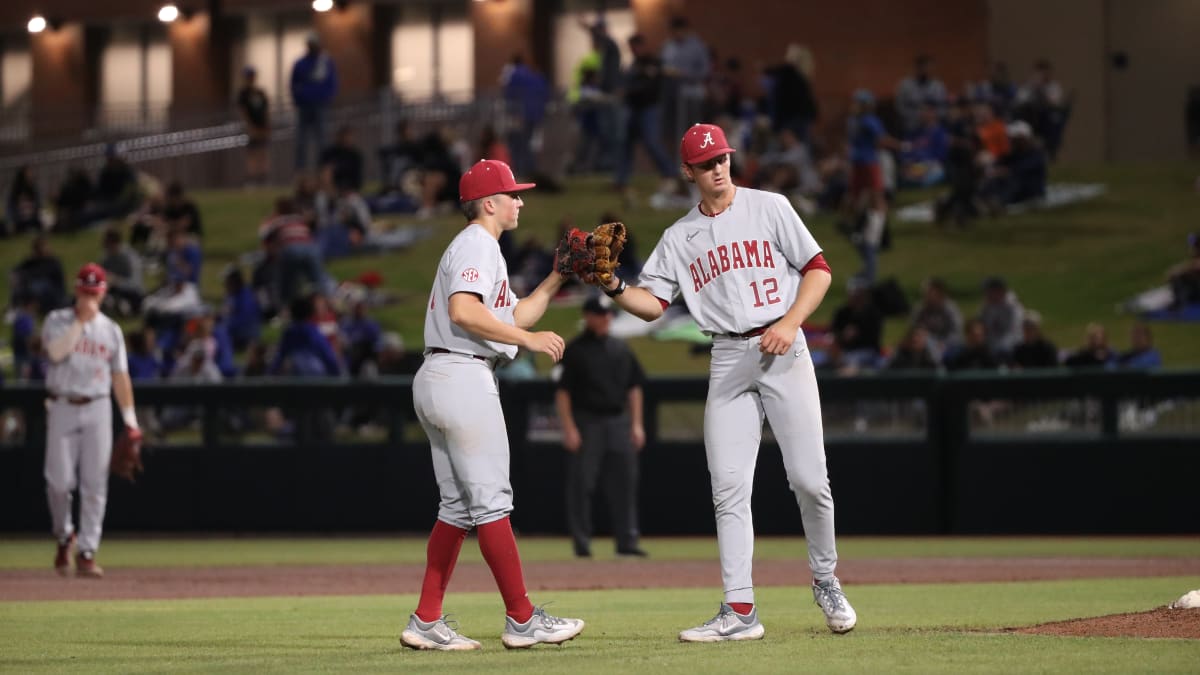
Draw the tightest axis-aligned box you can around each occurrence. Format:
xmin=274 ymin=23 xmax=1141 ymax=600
xmin=789 ymin=474 xmax=831 ymax=501
xmin=710 ymin=480 xmax=752 ymax=513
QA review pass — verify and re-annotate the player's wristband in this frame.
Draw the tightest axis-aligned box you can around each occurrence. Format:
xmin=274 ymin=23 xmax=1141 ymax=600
xmin=604 ymin=278 xmax=627 ymax=298
xmin=121 ymin=406 xmax=139 ymax=430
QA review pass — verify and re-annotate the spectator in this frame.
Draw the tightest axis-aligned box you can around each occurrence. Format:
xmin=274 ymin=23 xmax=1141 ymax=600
xmin=269 ymin=294 xmax=342 ymax=377
xmin=375 ymin=332 xmax=422 ymax=376
xmin=260 ymin=201 xmax=329 ymax=307
xmin=981 ymin=121 xmax=1047 ymax=209
xmin=241 ymin=342 xmax=270 ymax=378
xmin=1011 ymin=311 xmax=1058 ymax=369
xmin=236 ymin=65 xmax=270 ymax=186
xmin=887 ymin=326 xmax=939 ymax=370
xmin=291 ymin=33 xmax=339 ymax=170
xmin=764 ymin=43 xmax=818 ymax=141
xmin=1166 ymin=232 xmax=1200 ymax=309
xmin=935 ymin=97 xmax=985 ymax=226
xmin=1118 ymin=323 xmax=1161 ymax=369
xmin=985 ymin=61 xmax=1017 ymax=117
xmin=910 ymin=277 xmax=963 ymax=361
xmin=615 ymin=34 xmax=678 ymax=201
xmin=974 ymin=101 xmax=1010 ymax=165
xmin=841 ymin=89 xmax=896 ymax=284
xmin=895 ymin=54 xmax=947 ymax=134
xmin=898 ymin=102 xmax=949 ymax=188
xmin=90 ymin=144 xmax=141 ymax=225
xmin=10 ymin=297 xmax=38 ymax=378
xmin=53 ymin=167 xmax=93 ymax=231
xmin=500 ymin=54 xmax=550 ymax=178
xmin=23 ymin=335 xmax=47 ymax=381
xmin=340 ymin=301 xmax=382 ymax=376
xmin=945 ymin=318 xmax=999 ymax=371
xmin=7 ymin=165 xmax=43 ymax=233
xmin=585 ymin=17 xmax=623 ymax=169
xmin=319 ymin=125 xmax=364 ymax=193
xmin=100 ymin=228 xmax=144 ymax=316
xmin=1015 ymin=59 xmax=1067 ymax=159
xmin=568 ymin=66 xmax=609 ymax=174
xmin=479 ymin=124 xmax=512 ymax=166
xmin=757 ymin=127 xmax=821 ymax=201
xmin=11 ymin=234 xmax=66 ymax=312
xmin=413 ymin=128 xmax=462 ymax=218
xmin=160 ymin=344 xmax=222 ymax=432
xmin=830 ymin=278 xmax=884 ymax=368
xmin=377 ymin=121 xmax=421 ymax=198
xmin=126 ymin=329 xmax=163 ymax=381
xmin=706 ymin=55 xmax=745 ymax=121
xmin=163 ymin=181 xmax=203 ymax=237
xmin=978 ymin=276 xmax=1024 ymax=358
xmin=555 ymin=297 xmax=647 ymax=558
xmin=128 ymin=194 xmax=167 ymax=254
xmin=223 ymin=267 xmax=261 ymax=352
xmin=163 ymin=227 xmax=203 ymax=286
xmin=1063 ymin=322 xmax=1115 ymax=369
xmin=660 ymin=16 xmax=711 ymax=146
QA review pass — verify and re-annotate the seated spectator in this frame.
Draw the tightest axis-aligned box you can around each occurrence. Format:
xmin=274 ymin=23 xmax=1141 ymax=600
xmin=983 ymin=61 xmax=1017 ymax=118
xmin=1010 ymin=311 xmax=1058 ymax=369
xmin=9 ymin=297 xmax=38 ymax=379
xmin=980 ymin=121 xmax=1047 ymax=209
xmin=1063 ymin=322 xmax=1116 ymax=369
xmin=311 ymin=293 xmax=342 ymax=357
xmin=126 ymin=329 xmax=163 ymax=381
xmin=894 ymin=54 xmax=947 ymax=135
xmin=163 ymin=181 xmax=203 ymax=237
xmin=100 ymin=228 xmax=145 ymax=317
xmin=142 ymin=271 xmax=205 ymax=332
xmin=376 ymin=332 xmax=423 ymax=376
xmin=887 ymin=326 xmax=938 ymax=370
xmin=974 ymin=100 xmax=1010 ymax=166
xmin=223 ymin=267 xmax=261 ymax=351
xmin=128 ymin=194 xmax=167 ymax=254
xmin=756 ymin=127 xmax=821 ymax=199
xmin=241 ymin=342 xmax=270 ymax=377
xmin=269 ymin=294 xmax=342 ymax=377
xmin=340 ymin=301 xmax=382 ymax=376
xmin=1118 ymin=322 xmax=1161 ymax=369
xmin=164 ymin=227 xmax=203 ymax=286
xmin=10 ymin=234 xmax=66 ymax=312
xmin=53 ymin=167 xmax=93 ymax=231
xmin=88 ymin=144 xmax=141 ymax=225
xmin=260 ymin=200 xmax=330 ymax=308
xmin=898 ymin=102 xmax=949 ymax=188
xmin=910 ymin=277 xmax=963 ymax=361
xmin=978 ymin=276 xmax=1024 ymax=359
xmin=945 ymin=318 xmax=999 ymax=371
xmin=934 ymin=97 xmax=985 ymax=226
xmin=7 ymin=165 xmax=43 ymax=234
xmin=1015 ymin=59 xmax=1068 ymax=160
xmin=371 ymin=121 xmax=422 ymax=215
xmin=160 ymin=344 xmax=223 ymax=432
xmin=831 ymin=278 xmax=884 ymax=368
xmin=1166 ymin=232 xmax=1200 ymax=309
xmin=319 ymin=125 xmax=365 ymax=193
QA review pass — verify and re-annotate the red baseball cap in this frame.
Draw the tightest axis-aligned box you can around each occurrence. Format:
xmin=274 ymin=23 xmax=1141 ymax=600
xmin=680 ymin=123 xmax=736 ymax=165
xmin=76 ymin=263 xmax=107 ymax=295
xmin=458 ymin=159 xmax=536 ymax=202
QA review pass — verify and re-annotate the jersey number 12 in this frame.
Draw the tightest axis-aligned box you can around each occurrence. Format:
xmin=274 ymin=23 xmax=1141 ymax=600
xmin=749 ymin=278 xmax=781 ymax=307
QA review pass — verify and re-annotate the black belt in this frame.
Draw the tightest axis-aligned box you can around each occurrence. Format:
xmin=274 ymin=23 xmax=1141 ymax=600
xmin=428 ymin=347 xmax=496 ymax=368
xmin=48 ymin=394 xmax=102 ymax=405
xmin=724 ymin=321 xmax=778 ymax=339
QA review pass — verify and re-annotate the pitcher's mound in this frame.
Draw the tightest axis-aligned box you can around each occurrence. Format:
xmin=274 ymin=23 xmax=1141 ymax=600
xmin=1012 ymin=607 xmax=1200 ymax=639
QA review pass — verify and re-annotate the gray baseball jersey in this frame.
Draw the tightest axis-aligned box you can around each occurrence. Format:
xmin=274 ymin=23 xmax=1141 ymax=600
xmin=638 ymin=189 xmax=822 ymax=336
xmin=638 ymin=186 xmax=838 ymax=605
xmin=423 ymin=224 xmax=518 ymax=361
xmin=41 ymin=308 xmax=128 ymax=397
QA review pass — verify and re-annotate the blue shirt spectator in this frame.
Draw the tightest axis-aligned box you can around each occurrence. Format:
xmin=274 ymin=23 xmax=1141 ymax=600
xmin=290 ymin=44 xmax=338 ymax=107
xmin=165 ymin=231 xmax=202 ymax=285
xmin=126 ymin=330 xmax=162 ymax=381
xmin=270 ymin=321 xmax=342 ymax=377
xmin=223 ymin=270 xmax=261 ymax=351
xmin=1118 ymin=323 xmax=1161 ymax=369
xmin=848 ymin=111 xmax=885 ymax=165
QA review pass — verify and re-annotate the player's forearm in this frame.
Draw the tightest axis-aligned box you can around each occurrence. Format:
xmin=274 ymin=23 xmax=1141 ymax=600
xmin=513 ymin=272 xmax=567 ymax=329
xmin=555 ymin=389 xmax=577 ymax=433
xmin=780 ymin=269 xmax=832 ymax=329
xmin=604 ymin=281 xmax=666 ymax=322
xmin=45 ymin=320 xmax=84 ymax=363
xmin=450 ymin=297 xmax=534 ymax=348
xmin=112 ymin=372 xmax=139 ymax=429
xmin=628 ymin=386 xmax=644 ymax=428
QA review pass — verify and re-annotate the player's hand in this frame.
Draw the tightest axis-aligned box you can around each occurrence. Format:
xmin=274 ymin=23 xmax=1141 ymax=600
xmin=760 ymin=320 xmax=800 ymax=356
xmin=76 ymin=296 xmax=100 ymax=322
xmin=524 ymin=331 xmax=565 ymax=362
xmin=630 ymin=424 xmax=645 ymax=452
xmin=562 ymin=425 xmax=582 ymax=453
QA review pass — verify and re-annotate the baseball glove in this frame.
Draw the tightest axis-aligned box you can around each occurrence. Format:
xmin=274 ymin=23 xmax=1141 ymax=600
xmin=555 ymin=222 xmax=627 ymax=286
xmin=110 ymin=428 xmax=144 ymax=483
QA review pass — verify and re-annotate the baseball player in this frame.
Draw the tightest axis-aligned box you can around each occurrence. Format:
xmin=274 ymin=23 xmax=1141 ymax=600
xmin=400 ymin=159 xmax=585 ymax=651
xmin=42 ymin=263 xmax=141 ymax=578
xmin=599 ymin=124 xmax=857 ymax=640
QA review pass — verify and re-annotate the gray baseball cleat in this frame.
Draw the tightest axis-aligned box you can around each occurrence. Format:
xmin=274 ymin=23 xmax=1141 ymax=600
xmin=400 ymin=614 xmax=482 ymax=651
xmin=812 ymin=577 xmax=857 ymax=634
xmin=500 ymin=606 xmax=585 ymax=649
xmin=678 ymin=603 xmax=765 ymax=643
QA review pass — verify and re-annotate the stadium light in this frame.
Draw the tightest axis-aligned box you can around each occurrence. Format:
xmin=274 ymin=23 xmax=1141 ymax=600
xmin=312 ymin=0 xmax=333 ymax=12
xmin=158 ymin=4 xmax=180 ymax=22
xmin=27 ymin=15 xmax=47 ymax=33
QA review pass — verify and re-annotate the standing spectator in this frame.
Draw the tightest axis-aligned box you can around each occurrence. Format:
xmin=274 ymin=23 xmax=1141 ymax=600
xmin=764 ymin=44 xmax=819 ymax=141
xmin=660 ymin=16 xmax=711 ymax=146
xmin=1118 ymin=323 xmax=1161 ymax=369
xmin=291 ymin=33 xmax=339 ymax=170
xmin=615 ymin=34 xmax=678 ymax=200
xmin=222 ymin=268 xmax=261 ymax=352
xmin=11 ymin=234 xmax=66 ymax=312
xmin=555 ymin=297 xmax=647 ymax=559
xmin=500 ymin=55 xmax=550 ymax=178
xmin=585 ymin=18 xmax=623 ymax=169
xmin=319 ymin=126 xmax=364 ymax=193
xmin=1010 ymin=311 xmax=1058 ymax=369
xmin=53 ymin=168 xmax=93 ymax=231
xmin=887 ymin=326 xmax=938 ymax=370
xmin=7 ymin=165 xmax=43 ymax=233
xmin=935 ymin=97 xmax=985 ymax=226
xmin=89 ymin=144 xmax=140 ymax=225
xmin=830 ymin=278 xmax=884 ymax=368
xmin=99 ymin=228 xmax=144 ymax=316
xmin=1063 ymin=323 xmax=1115 ymax=369
xmin=236 ymin=66 xmax=270 ymax=186
xmin=978 ymin=276 xmax=1024 ymax=359
xmin=895 ymin=55 xmax=947 ymax=134
xmin=841 ymin=89 xmax=894 ymax=284
xmin=910 ymin=277 xmax=963 ymax=362
xmin=163 ymin=182 xmax=203 ymax=238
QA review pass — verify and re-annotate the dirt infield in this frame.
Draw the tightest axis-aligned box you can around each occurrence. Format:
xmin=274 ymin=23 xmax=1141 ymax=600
xmin=3 ymin=556 xmax=1199 ymax=603
xmin=1013 ymin=607 xmax=1200 ymax=639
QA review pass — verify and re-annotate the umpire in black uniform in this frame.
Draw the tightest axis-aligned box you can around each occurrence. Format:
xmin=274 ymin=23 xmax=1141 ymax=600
xmin=555 ymin=297 xmax=647 ymax=558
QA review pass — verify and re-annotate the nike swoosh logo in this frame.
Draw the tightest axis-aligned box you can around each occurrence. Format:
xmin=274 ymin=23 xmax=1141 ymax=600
xmin=686 ymin=231 xmax=701 ymax=242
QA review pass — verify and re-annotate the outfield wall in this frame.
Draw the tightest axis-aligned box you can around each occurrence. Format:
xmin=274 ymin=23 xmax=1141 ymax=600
xmin=1 ymin=372 xmax=1196 ymax=535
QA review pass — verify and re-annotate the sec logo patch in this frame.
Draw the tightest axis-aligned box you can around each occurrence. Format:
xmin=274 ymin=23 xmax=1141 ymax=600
xmin=461 ymin=268 xmax=480 ymax=282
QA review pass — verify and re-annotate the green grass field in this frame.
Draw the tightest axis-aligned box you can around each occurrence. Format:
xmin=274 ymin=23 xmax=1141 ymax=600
xmin=3 ymin=162 xmax=1199 ymax=373
xmin=1 ymin=536 xmax=1197 ymax=673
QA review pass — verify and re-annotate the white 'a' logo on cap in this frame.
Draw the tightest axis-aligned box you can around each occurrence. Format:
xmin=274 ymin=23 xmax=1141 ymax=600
xmin=700 ymin=131 xmax=714 ymax=148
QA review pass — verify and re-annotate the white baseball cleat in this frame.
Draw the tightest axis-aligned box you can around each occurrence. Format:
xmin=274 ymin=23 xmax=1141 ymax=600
xmin=678 ymin=603 xmax=766 ymax=642
xmin=400 ymin=614 xmax=482 ymax=651
xmin=813 ymin=577 xmax=857 ymax=634
xmin=500 ymin=606 xmax=585 ymax=649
